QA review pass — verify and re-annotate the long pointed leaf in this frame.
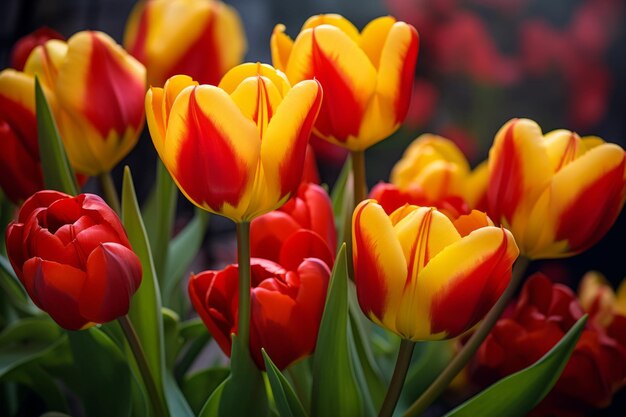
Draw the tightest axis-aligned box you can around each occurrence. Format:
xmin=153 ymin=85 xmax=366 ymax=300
xmin=263 ymin=349 xmax=307 ymax=417
xmin=35 ymin=77 xmax=77 ymax=195
xmin=311 ymin=245 xmax=362 ymax=417
xmin=444 ymin=315 xmax=588 ymax=417
xmin=121 ymin=167 xmax=168 ymax=410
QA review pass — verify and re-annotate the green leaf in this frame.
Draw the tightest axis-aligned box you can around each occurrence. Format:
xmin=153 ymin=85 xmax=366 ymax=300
xmin=444 ymin=315 xmax=588 ymax=417
xmin=164 ymin=208 xmax=209 ymax=305
xmin=121 ymin=167 xmax=167 ymax=407
xmin=348 ymin=282 xmax=387 ymax=411
xmin=182 ymin=368 xmax=230 ymax=414
xmin=218 ymin=334 xmax=268 ymax=416
xmin=147 ymin=161 xmax=177 ymax=285
xmin=0 ymin=255 xmax=37 ymax=316
xmin=198 ymin=378 xmax=227 ymax=417
xmin=263 ymin=349 xmax=307 ymax=417
xmin=162 ymin=307 xmax=181 ymax=370
xmin=311 ymin=245 xmax=362 ymax=417
xmin=68 ymin=328 xmax=133 ymax=417
xmin=164 ymin=370 xmax=195 ymax=417
xmin=5 ymin=364 xmax=68 ymax=413
xmin=0 ymin=317 xmax=65 ymax=378
xmin=34 ymin=77 xmax=77 ymax=196
xmin=330 ymin=158 xmax=353 ymax=249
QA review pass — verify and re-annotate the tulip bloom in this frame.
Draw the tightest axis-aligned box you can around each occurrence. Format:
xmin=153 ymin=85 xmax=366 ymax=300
xmin=250 ymin=182 xmax=336 ymax=270
xmin=271 ymin=14 xmax=419 ymax=150
xmin=145 ymin=63 xmax=322 ymax=221
xmin=0 ymin=69 xmax=45 ymax=203
xmin=10 ymin=27 xmax=64 ymax=71
xmin=124 ymin=0 xmax=246 ymax=87
xmin=24 ymin=31 xmax=146 ymax=175
xmin=471 ymin=274 xmax=626 ymax=416
xmin=5 ymin=191 xmax=142 ymax=330
xmin=488 ymin=118 xmax=626 ymax=259
xmin=352 ymin=200 xmax=518 ymax=340
xmin=188 ymin=257 xmax=330 ymax=370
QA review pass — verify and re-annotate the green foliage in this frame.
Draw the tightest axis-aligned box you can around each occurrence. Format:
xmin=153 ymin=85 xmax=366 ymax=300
xmin=263 ymin=349 xmax=307 ymax=417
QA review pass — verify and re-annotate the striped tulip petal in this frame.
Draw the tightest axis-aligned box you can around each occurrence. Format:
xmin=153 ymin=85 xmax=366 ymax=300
xmin=270 ymin=24 xmax=293 ymax=73
xmin=353 ymin=200 xmax=519 ymax=341
xmin=353 ymin=200 xmax=408 ymax=324
xmin=487 ymin=118 xmax=626 ymax=259
xmin=163 ymin=84 xmax=259 ymax=219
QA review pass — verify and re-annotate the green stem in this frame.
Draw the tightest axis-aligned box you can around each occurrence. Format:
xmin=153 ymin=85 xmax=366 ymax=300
xmin=118 ymin=315 xmax=168 ymax=417
xmin=236 ymin=222 xmax=251 ymax=351
xmin=378 ymin=339 xmax=416 ymax=417
xmin=351 ymin=150 xmax=367 ymax=207
xmin=403 ymin=256 xmax=531 ymax=417
xmin=98 ymin=172 xmax=121 ymax=215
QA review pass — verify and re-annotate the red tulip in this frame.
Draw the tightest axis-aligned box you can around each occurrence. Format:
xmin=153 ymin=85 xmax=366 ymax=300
xmin=188 ymin=257 xmax=330 ymax=370
xmin=5 ymin=191 xmax=142 ymax=330
xmin=250 ymin=182 xmax=336 ymax=270
xmin=471 ymin=273 xmax=626 ymax=416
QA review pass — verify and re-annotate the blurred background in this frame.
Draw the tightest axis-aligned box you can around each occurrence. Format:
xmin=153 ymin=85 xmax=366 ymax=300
xmin=1 ymin=0 xmax=626 ymax=413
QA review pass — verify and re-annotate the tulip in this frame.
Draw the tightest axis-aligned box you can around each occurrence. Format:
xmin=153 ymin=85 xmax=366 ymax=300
xmin=5 ymin=191 xmax=142 ymax=330
xmin=124 ymin=0 xmax=246 ymax=87
xmin=271 ymin=14 xmax=419 ymax=150
xmin=188 ymin=257 xmax=330 ymax=370
xmin=352 ymin=200 xmax=518 ymax=340
xmin=145 ymin=63 xmax=322 ymax=221
xmin=10 ymin=27 xmax=64 ymax=71
xmin=487 ymin=118 xmax=626 ymax=259
xmin=471 ymin=273 xmax=626 ymax=416
xmin=0 ymin=69 xmax=44 ymax=203
xmin=250 ymin=182 xmax=336 ymax=270
xmin=24 ymin=31 xmax=146 ymax=175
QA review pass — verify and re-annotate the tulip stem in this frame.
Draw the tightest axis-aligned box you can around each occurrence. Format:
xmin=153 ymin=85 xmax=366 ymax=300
xmin=351 ymin=150 xmax=367 ymax=206
xmin=98 ymin=172 xmax=121 ymax=215
xmin=378 ymin=339 xmax=416 ymax=417
xmin=236 ymin=221 xmax=252 ymax=352
xmin=402 ymin=256 xmax=530 ymax=417
xmin=118 ymin=315 xmax=168 ymax=417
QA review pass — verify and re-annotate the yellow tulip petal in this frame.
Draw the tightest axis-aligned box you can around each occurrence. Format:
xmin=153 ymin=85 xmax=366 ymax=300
xmin=256 ymin=79 xmax=322 ymax=216
xmin=163 ymin=85 xmax=259 ymax=220
xmin=359 ymin=16 xmax=396 ymax=69
xmin=399 ymin=227 xmax=518 ymax=340
xmin=219 ymin=62 xmax=290 ymax=97
xmin=301 ymin=14 xmax=360 ymax=43
xmin=352 ymin=200 xmax=407 ymax=329
xmin=270 ymin=24 xmax=293 ymax=73
xmin=24 ymin=40 xmax=68 ymax=89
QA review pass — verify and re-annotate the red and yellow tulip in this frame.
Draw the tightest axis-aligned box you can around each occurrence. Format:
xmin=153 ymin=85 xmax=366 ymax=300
xmin=5 ymin=191 xmax=142 ymax=330
xmin=370 ymin=134 xmax=488 ymax=217
xmin=24 ymin=31 xmax=146 ymax=176
xmin=0 ymin=69 xmax=45 ymax=203
xmin=271 ymin=14 xmax=419 ymax=151
xmin=145 ymin=63 xmax=323 ymax=222
xmin=10 ymin=27 xmax=64 ymax=71
xmin=124 ymin=0 xmax=246 ymax=87
xmin=352 ymin=200 xmax=519 ymax=340
xmin=487 ymin=118 xmax=626 ymax=259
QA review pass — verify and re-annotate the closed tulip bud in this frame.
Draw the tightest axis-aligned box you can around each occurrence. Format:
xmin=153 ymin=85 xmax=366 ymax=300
xmin=488 ymin=118 xmax=626 ymax=259
xmin=352 ymin=200 xmax=518 ymax=340
xmin=250 ymin=182 xmax=336 ymax=270
xmin=145 ymin=63 xmax=323 ymax=222
xmin=188 ymin=257 xmax=330 ymax=370
xmin=272 ymin=14 xmax=419 ymax=151
xmin=5 ymin=191 xmax=142 ymax=330
xmin=124 ymin=0 xmax=246 ymax=87
xmin=25 ymin=31 xmax=146 ymax=175
xmin=0 ymin=69 xmax=45 ymax=203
